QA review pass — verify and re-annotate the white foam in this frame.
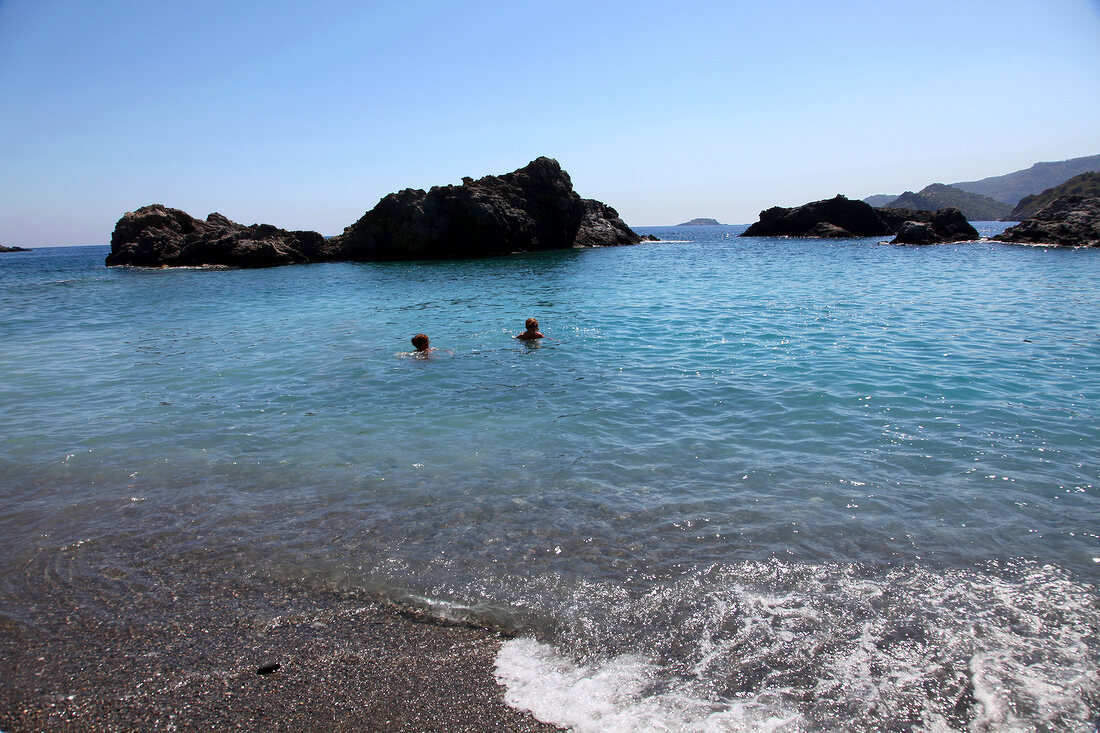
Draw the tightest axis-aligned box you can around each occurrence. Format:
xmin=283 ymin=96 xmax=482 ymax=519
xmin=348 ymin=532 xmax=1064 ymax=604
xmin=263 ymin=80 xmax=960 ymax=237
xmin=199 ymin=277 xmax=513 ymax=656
xmin=495 ymin=638 xmax=802 ymax=733
xmin=492 ymin=561 xmax=1099 ymax=732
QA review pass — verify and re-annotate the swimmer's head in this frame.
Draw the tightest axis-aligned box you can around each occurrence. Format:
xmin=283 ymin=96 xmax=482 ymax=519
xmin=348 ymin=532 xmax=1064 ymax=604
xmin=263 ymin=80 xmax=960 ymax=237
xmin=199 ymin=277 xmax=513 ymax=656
xmin=411 ymin=333 xmax=430 ymax=351
xmin=525 ymin=318 xmax=539 ymax=330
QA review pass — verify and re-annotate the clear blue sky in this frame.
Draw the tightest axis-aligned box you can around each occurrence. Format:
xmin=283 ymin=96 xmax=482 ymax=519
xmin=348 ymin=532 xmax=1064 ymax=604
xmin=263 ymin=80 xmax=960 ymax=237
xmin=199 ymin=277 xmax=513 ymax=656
xmin=2 ymin=0 xmax=1099 ymax=245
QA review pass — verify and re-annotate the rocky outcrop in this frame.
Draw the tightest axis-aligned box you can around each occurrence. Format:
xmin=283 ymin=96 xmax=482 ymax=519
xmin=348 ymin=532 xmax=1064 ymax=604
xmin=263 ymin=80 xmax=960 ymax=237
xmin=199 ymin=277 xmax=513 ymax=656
xmin=107 ymin=159 xmax=641 ymax=268
xmin=741 ymin=195 xmax=894 ymax=238
xmin=889 ymin=208 xmax=979 ymax=245
xmin=0 ymin=245 xmax=31 ymax=252
xmin=993 ymin=195 xmax=1100 ymax=247
xmin=333 ymin=157 xmax=638 ymax=260
xmin=105 ymin=205 xmax=336 ymax=267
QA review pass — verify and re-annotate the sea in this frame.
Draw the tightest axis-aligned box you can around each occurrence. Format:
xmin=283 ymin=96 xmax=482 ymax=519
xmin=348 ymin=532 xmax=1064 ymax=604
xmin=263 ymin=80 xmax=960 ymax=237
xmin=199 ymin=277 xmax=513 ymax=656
xmin=1 ymin=223 xmax=1098 ymax=732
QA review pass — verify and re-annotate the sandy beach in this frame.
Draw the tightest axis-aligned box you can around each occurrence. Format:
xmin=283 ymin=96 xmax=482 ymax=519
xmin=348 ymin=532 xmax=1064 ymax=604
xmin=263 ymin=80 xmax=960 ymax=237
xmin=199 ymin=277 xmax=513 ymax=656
xmin=0 ymin=548 xmax=561 ymax=732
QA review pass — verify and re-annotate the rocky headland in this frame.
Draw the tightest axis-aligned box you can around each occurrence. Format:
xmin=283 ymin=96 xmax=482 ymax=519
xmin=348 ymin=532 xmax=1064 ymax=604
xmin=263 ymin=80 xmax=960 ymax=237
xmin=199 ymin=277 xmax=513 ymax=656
xmin=1006 ymin=171 xmax=1100 ymax=221
xmin=0 ymin=245 xmax=31 ymax=252
xmin=993 ymin=195 xmax=1100 ymax=247
xmin=107 ymin=158 xmax=640 ymax=268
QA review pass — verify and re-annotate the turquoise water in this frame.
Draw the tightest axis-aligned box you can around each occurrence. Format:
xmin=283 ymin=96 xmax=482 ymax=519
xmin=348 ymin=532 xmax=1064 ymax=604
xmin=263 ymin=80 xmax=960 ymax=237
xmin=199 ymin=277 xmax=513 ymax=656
xmin=1 ymin=227 xmax=1098 ymax=731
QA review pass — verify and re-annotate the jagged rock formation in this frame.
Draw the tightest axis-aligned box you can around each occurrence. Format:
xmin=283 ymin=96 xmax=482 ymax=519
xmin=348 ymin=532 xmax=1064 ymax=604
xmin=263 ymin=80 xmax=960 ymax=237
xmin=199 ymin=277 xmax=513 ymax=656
xmin=107 ymin=159 xmax=640 ymax=267
xmin=676 ymin=218 xmax=723 ymax=226
xmin=885 ymin=184 xmax=1011 ymax=221
xmin=332 ymin=157 xmax=639 ymax=260
xmin=741 ymin=195 xmax=894 ymax=238
xmin=0 ymin=245 xmax=31 ymax=252
xmin=889 ymin=208 xmax=979 ymax=245
xmin=105 ymin=206 xmax=336 ymax=267
xmin=993 ymin=196 xmax=1100 ymax=247
xmin=1007 ymin=172 xmax=1100 ymax=221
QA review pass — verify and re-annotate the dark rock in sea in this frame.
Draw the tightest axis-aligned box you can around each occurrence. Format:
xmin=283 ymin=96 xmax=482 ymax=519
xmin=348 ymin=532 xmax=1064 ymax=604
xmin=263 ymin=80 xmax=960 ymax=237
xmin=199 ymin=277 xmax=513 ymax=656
xmin=741 ymin=195 xmax=893 ymax=238
xmin=676 ymin=218 xmax=723 ymax=226
xmin=993 ymin=195 xmax=1100 ymax=247
xmin=107 ymin=158 xmax=640 ymax=268
xmin=889 ymin=208 xmax=979 ymax=245
xmin=0 ymin=244 xmax=31 ymax=252
xmin=891 ymin=221 xmax=939 ymax=245
xmin=105 ymin=205 xmax=336 ymax=268
xmin=334 ymin=157 xmax=640 ymax=260
xmin=639 ymin=234 xmax=660 ymax=241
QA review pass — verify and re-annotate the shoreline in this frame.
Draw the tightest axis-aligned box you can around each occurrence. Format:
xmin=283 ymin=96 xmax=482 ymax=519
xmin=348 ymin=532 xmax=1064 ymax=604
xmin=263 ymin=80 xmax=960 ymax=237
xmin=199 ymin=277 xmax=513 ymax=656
xmin=0 ymin=550 xmax=561 ymax=732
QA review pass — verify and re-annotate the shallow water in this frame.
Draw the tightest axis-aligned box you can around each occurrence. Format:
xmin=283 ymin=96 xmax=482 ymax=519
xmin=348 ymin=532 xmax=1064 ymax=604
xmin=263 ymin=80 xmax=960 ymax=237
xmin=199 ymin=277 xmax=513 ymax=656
xmin=1 ymin=226 xmax=1098 ymax=731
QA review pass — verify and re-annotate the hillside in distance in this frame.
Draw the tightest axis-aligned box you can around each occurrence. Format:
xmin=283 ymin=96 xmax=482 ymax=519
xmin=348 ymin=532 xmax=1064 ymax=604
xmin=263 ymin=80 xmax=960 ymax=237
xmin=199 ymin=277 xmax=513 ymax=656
xmin=885 ymin=184 xmax=1012 ymax=221
xmin=951 ymin=154 xmax=1100 ymax=205
xmin=1007 ymin=171 xmax=1100 ymax=220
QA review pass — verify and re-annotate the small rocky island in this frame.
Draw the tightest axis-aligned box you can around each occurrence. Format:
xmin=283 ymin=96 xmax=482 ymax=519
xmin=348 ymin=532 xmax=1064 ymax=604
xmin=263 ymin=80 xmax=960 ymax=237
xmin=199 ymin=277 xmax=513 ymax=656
xmin=887 ymin=208 xmax=978 ymax=245
xmin=0 ymin=245 xmax=31 ymax=253
xmin=994 ymin=195 xmax=1100 ymax=247
xmin=741 ymin=195 xmax=895 ymax=238
xmin=740 ymin=195 xmax=978 ymax=244
xmin=106 ymin=158 xmax=640 ymax=268
xmin=676 ymin=218 xmax=723 ymax=226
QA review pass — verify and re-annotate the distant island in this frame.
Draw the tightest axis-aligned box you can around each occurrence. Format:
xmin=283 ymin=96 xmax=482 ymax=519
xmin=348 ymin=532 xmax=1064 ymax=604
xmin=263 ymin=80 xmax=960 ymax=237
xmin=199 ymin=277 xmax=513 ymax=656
xmin=676 ymin=218 xmax=724 ymax=226
xmin=0 ymin=245 xmax=31 ymax=253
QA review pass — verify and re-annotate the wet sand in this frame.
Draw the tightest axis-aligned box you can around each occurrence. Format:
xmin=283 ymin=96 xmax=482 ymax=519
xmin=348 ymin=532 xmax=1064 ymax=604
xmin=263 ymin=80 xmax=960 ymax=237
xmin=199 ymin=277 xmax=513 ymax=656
xmin=0 ymin=550 xmax=562 ymax=732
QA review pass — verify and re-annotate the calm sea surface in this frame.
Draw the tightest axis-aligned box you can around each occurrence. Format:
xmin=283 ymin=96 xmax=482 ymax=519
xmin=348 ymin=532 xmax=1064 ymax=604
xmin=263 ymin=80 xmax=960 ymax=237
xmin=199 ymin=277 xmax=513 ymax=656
xmin=1 ymin=225 xmax=1098 ymax=731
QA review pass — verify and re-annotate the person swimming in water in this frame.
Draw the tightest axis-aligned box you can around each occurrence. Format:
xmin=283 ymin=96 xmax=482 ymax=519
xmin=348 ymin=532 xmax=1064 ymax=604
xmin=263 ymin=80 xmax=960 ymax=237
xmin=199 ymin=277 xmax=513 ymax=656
xmin=514 ymin=317 xmax=544 ymax=340
xmin=409 ymin=333 xmax=451 ymax=357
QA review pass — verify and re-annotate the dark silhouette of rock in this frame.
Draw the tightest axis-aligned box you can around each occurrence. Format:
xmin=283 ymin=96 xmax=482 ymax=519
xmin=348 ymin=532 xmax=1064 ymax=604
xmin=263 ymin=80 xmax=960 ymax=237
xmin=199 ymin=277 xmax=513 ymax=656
xmin=334 ymin=157 xmax=639 ymax=260
xmin=0 ymin=245 xmax=31 ymax=252
xmin=993 ymin=195 xmax=1100 ymax=247
xmin=639 ymin=234 xmax=660 ymax=241
xmin=107 ymin=159 xmax=640 ymax=268
xmin=889 ymin=208 xmax=979 ymax=244
xmin=676 ymin=218 xmax=723 ymax=226
xmin=741 ymin=195 xmax=893 ymax=238
xmin=891 ymin=221 xmax=939 ymax=245
xmin=105 ymin=205 xmax=336 ymax=267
